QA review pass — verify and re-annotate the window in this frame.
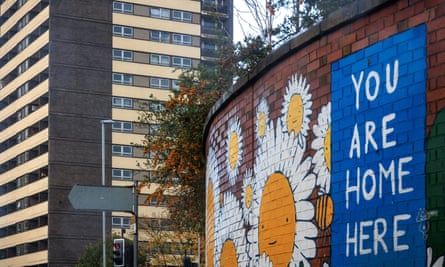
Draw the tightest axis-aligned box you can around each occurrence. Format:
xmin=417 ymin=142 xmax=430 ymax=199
xmin=151 ymin=7 xmax=170 ymax=19
xmin=113 ymin=1 xmax=133 ymax=14
xmin=112 ymin=145 xmax=132 ymax=156
xmin=112 ymin=97 xmax=133 ymax=108
xmin=113 ymin=25 xmax=133 ymax=37
xmin=172 ymin=57 xmax=191 ymax=68
xmin=113 ymin=49 xmax=133 ymax=61
xmin=112 ymin=169 xmax=132 ymax=180
xmin=151 ymin=31 xmax=170 ymax=43
xmin=172 ymin=33 xmax=192 ymax=45
xmin=172 ymin=80 xmax=181 ymax=91
xmin=112 ymin=121 xmax=133 ymax=132
xmin=172 ymin=10 xmax=192 ymax=23
xmin=151 ymin=54 xmax=170 ymax=66
xmin=112 ymin=216 xmax=131 ymax=228
xmin=149 ymin=101 xmax=165 ymax=112
xmin=112 ymin=73 xmax=132 ymax=85
xmin=150 ymin=78 xmax=169 ymax=89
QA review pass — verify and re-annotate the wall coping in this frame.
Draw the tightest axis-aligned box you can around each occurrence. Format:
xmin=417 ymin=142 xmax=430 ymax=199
xmin=203 ymin=0 xmax=392 ymax=142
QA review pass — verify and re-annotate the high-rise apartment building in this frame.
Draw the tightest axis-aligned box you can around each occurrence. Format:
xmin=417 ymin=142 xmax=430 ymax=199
xmin=0 ymin=0 xmax=232 ymax=266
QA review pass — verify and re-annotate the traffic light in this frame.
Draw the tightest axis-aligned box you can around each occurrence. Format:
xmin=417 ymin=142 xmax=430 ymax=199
xmin=113 ymin=238 xmax=125 ymax=266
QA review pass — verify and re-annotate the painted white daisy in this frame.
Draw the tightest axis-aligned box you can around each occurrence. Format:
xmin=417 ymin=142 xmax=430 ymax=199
xmin=241 ymin=168 xmax=257 ymax=226
xmin=280 ymin=73 xmax=313 ymax=149
xmin=253 ymin=120 xmax=317 ymax=267
xmin=311 ymin=102 xmax=331 ymax=194
xmin=226 ymin=116 xmax=243 ymax=186
xmin=215 ymin=191 xmax=245 ymax=266
xmin=256 ymin=97 xmax=270 ymax=141
xmin=206 ymin=147 xmax=220 ymax=267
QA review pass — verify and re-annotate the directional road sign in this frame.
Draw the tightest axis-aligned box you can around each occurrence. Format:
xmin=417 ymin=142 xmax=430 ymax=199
xmin=68 ymin=184 xmax=134 ymax=212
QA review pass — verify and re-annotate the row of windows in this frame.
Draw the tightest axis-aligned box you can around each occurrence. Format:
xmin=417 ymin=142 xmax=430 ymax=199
xmin=0 ymin=94 xmax=48 ymax=132
xmin=0 ymin=119 xmax=48 ymax=154
xmin=0 ymin=142 xmax=48 ymax=175
xmin=0 ymin=190 xmax=48 ymax=217
xmin=0 ymin=166 xmax=48 ymax=195
xmin=0 ymin=44 xmax=49 ymax=90
xmin=0 ymin=0 xmax=49 ymax=47
xmin=112 ymin=72 xmax=180 ymax=90
xmin=113 ymin=1 xmax=193 ymax=23
xmin=0 ymin=69 xmax=48 ymax=111
xmin=0 ymin=22 xmax=49 ymax=68
xmin=112 ymin=96 xmax=166 ymax=112
xmin=112 ymin=49 xmax=193 ymax=69
xmin=0 ymin=239 xmax=47 ymax=260
xmin=112 ymin=25 xmax=193 ymax=46
xmin=0 ymin=215 xmax=48 ymax=239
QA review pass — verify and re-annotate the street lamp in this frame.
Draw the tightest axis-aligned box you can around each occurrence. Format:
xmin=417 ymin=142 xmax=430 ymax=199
xmin=101 ymin=119 xmax=115 ymax=267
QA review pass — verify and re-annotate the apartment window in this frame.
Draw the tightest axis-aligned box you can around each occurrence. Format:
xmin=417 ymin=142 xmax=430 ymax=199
xmin=151 ymin=54 xmax=170 ymax=66
xmin=149 ymin=101 xmax=166 ymax=112
xmin=151 ymin=31 xmax=170 ymax=43
xmin=113 ymin=1 xmax=133 ymax=14
xmin=150 ymin=78 xmax=169 ymax=89
xmin=112 ymin=121 xmax=133 ymax=132
xmin=151 ymin=7 xmax=170 ymax=19
xmin=113 ymin=25 xmax=133 ymax=37
xmin=172 ymin=57 xmax=191 ymax=68
xmin=172 ymin=33 xmax=192 ymax=46
xmin=112 ymin=97 xmax=133 ymax=108
xmin=172 ymin=80 xmax=181 ymax=91
xmin=112 ymin=216 xmax=131 ymax=228
xmin=112 ymin=73 xmax=132 ymax=85
xmin=112 ymin=169 xmax=132 ymax=180
xmin=172 ymin=10 xmax=192 ymax=23
xmin=112 ymin=145 xmax=132 ymax=157
xmin=113 ymin=49 xmax=133 ymax=61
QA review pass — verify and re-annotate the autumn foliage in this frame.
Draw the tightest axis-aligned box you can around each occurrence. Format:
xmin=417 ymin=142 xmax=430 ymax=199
xmin=138 ymin=68 xmax=225 ymax=233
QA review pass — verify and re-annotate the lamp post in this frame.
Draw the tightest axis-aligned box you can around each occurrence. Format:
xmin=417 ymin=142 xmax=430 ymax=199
xmin=101 ymin=119 xmax=115 ymax=267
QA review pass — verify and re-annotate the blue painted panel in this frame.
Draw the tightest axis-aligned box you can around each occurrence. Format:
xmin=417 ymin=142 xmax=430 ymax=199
xmin=331 ymin=25 xmax=427 ymax=266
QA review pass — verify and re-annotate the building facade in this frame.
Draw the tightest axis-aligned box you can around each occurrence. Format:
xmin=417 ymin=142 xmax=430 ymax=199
xmin=0 ymin=0 xmax=232 ymax=266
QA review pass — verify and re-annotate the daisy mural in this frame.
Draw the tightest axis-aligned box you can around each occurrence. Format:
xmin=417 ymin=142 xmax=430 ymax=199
xmin=256 ymin=97 xmax=270 ymax=141
xmin=226 ymin=116 xmax=243 ymax=186
xmin=206 ymin=147 xmax=220 ymax=267
xmin=311 ymin=103 xmax=334 ymax=232
xmin=281 ymin=74 xmax=313 ymax=149
xmin=253 ymin=119 xmax=317 ymax=267
xmin=216 ymin=191 xmax=245 ymax=267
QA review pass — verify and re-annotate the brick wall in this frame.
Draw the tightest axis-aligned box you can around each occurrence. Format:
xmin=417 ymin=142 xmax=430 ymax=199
xmin=204 ymin=0 xmax=445 ymax=266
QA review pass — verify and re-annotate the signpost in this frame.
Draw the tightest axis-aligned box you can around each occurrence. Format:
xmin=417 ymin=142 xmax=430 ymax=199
xmin=69 ymin=182 xmax=138 ymax=267
xmin=68 ymin=184 xmax=134 ymax=212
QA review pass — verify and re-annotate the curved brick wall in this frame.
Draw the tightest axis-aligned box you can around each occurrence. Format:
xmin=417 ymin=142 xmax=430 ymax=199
xmin=204 ymin=0 xmax=445 ymax=266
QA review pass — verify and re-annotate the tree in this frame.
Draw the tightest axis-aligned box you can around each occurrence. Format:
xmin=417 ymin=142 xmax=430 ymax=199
xmin=76 ymin=238 xmax=114 ymax=267
xmin=235 ymin=0 xmax=355 ymax=47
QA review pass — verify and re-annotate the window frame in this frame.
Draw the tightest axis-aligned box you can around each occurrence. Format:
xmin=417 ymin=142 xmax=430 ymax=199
xmin=172 ymin=10 xmax=192 ymax=23
xmin=113 ymin=1 xmax=133 ymax=14
xmin=112 ymin=49 xmax=133 ymax=61
xmin=112 ymin=73 xmax=132 ymax=85
xmin=112 ymin=97 xmax=133 ymax=109
xmin=172 ymin=57 xmax=192 ymax=68
xmin=112 ymin=145 xmax=133 ymax=157
xmin=112 ymin=121 xmax=133 ymax=132
xmin=172 ymin=33 xmax=192 ymax=46
xmin=151 ymin=7 xmax=170 ymax=19
xmin=151 ymin=54 xmax=170 ymax=66
xmin=112 ymin=168 xmax=133 ymax=180
xmin=150 ymin=78 xmax=170 ymax=89
xmin=112 ymin=25 xmax=133 ymax=38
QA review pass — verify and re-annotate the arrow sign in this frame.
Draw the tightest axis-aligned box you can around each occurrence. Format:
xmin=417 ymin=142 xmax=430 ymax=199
xmin=68 ymin=184 xmax=134 ymax=212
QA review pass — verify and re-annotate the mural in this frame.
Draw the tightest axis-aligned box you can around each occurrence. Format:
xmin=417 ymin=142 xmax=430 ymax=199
xmin=205 ymin=24 xmax=444 ymax=267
